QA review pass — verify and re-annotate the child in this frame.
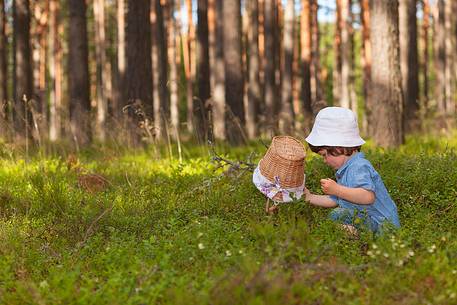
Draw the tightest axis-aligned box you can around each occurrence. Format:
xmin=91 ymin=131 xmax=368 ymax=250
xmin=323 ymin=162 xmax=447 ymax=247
xmin=304 ymin=107 xmax=400 ymax=234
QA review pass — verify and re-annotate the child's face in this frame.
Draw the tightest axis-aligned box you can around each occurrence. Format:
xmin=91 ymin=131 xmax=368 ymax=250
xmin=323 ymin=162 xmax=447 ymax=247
xmin=318 ymin=149 xmax=349 ymax=170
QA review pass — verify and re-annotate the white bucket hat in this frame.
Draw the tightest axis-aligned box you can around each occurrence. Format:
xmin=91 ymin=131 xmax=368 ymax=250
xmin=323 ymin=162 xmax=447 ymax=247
xmin=305 ymin=107 xmax=365 ymax=147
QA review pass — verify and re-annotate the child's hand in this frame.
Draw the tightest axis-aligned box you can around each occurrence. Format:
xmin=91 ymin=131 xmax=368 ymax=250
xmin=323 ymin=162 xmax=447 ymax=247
xmin=320 ymin=178 xmax=340 ymax=196
xmin=303 ymin=186 xmax=311 ymax=202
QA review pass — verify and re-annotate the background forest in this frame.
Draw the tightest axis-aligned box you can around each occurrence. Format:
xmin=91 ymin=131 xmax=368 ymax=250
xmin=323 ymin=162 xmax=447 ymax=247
xmin=1 ymin=0 xmax=456 ymax=149
xmin=1 ymin=1 xmax=457 ymax=304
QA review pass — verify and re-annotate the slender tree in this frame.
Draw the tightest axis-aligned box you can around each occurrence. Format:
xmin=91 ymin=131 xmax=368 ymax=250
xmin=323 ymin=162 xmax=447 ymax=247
xmin=333 ymin=0 xmax=342 ymax=105
xmin=196 ymin=0 xmax=210 ymax=141
xmin=246 ymin=0 xmax=261 ymax=139
xmin=167 ymin=0 xmax=180 ymax=137
xmin=223 ymin=0 xmax=244 ymax=144
xmin=68 ymin=0 xmax=91 ymax=146
xmin=421 ymin=0 xmax=429 ymax=109
xmin=310 ymin=0 xmax=323 ymax=111
xmin=264 ymin=0 xmax=277 ymax=132
xmin=301 ymin=0 xmax=313 ymax=131
xmin=49 ymin=0 xmax=61 ymax=141
xmin=124 ymin=0 xmax=153 ymax=144
xmin=94 ymin=0 xmax=110 ymax=141
xmin=279 ymin=0 xmax=294 ymax=134
xmin=181 ymin=0 xmax=194 ymax=133
xmin=113 ymin=0 xmax=126 ymax=122
xmin=13 ymin=0 xmax=33 ymax=139
xmin=360 ymin=0 xmax=371 ymax=131
xmin=340 ymin=0 xmax=352 ymax=109
xmin=151 ymin=0 xmax=169 ymax=139
xmin=443 ymin=0 xmax=454 ymax=115
xmin=0 ymin=0 xmax=8 ymax=137
xmin=369 ymin=0 xmax=404 ymax=147
xmin=399 ymin=0 xmax=419 ymax=132
xmin=434 ymin=0 xmax=445 ymax=115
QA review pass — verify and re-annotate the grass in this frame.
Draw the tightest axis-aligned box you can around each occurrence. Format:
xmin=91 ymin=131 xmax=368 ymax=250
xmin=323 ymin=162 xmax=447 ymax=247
xmin=0 ymin=133 xmax=457 ymax=304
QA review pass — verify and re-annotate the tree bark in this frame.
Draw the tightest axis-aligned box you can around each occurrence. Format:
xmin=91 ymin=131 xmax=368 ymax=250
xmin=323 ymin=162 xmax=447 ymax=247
xmin=369 ymin=0 xmax=404 ymax=147
xmin=279 ymin=0 xmax=294 ymax=134
xmin=246 ymin=0 xmax=261 ymax=139
xmin=340 ymin=0 xmax=351 ymax=109
xmin=223 ymin=0 xmax=244 ymax=144
xmin=113 ymin=0 xmax=126 ymax=122
xmin=125 ymin=0 xmax=153 ymax=144
xmin=68 ymin=0 xmax=91 ymax=146
xmin=196 ymin=0 xmax=210 ymax=142
xmin=151 ymin=0 xmax=169 ymax=140
xmin=49 ymin=0 xmax=61 ymax=141
xmin=310 ymin=0 xmax=323 ymax=112
xmin=167 ymin=0 xmax=180 ymax=137
xmin=443 ymin=0 xmax=454 ymax=115
xmin=434 ymin=0 xmax=445 ymax=115
xmin=0 ymin=0 xmax=8 ymax=137
xmin=360 ymin=0 xmax=371 ymax=133
xmin=300 ymin=0 xmax=313 ymax=131
xmin=94 ymin=0 xmax=110 ymax=141
xmin=421 ymin=0 xmax=429 ymax=109
xmin=399 ymin=0 xmax=419 ymax=132
xmin=181 ymin=0 xmax=194 ymax=133
xmin=264 ymin=0 xmax=277 ymax=132
xmin=13 ymin=0 xmax=33 ymax=139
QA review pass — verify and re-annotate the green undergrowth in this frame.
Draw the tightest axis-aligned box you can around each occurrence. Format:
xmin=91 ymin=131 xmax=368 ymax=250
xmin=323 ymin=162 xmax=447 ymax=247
xmin=0 ymin=134 xmax=457 ymax=304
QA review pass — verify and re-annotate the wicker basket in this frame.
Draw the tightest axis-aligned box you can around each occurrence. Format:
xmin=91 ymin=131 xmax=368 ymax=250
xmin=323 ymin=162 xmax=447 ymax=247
xmin=259 ymin=136 xmax=306 ymax=201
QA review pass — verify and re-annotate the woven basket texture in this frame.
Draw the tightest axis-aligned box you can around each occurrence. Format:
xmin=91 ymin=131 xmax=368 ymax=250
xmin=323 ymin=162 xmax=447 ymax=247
xmin=259 ymin=136 xmax=306 ymax=192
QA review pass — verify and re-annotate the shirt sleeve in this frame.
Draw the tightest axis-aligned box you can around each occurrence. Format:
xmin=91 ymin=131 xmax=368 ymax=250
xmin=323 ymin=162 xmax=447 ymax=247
xmin=347 ymin=164 xmax=376 ymax=192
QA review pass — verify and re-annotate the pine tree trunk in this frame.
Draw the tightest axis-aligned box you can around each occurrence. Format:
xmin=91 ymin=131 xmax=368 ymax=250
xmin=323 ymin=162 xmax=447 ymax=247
xmin=340 ymin=0 xmax=351 ymax=109
xmin=444 ymin=0 xmax=454 ymax=115
xmin=421 ymin=0 xmax=429 ymax=109
xmin=360 ymin=0 xmax=371 ymax=133
xmin=333 ymin=0 xmax=342 ymax=105
xmin=223 ymin=0 xmax=244 ymax=144
xmin=370 ymin=0 xmax=404 ymax=147
xmin=310 ymin=0 xmax=323 ymax=112
xmin=212 ymin=0 xmax=225 ymax=140
xmin=246 ymin=0 xmax=261 ymax=139
xmin=68 ymin=0 xmax=91 ymax=146
xmin=399 ymin=0 xmax=419 ymax=132
xmin=0 ymin=0 xmax=8 ymax=137
xmin=94 ymin=0 xmax=109 ymax=141
xmin=151 ymin=0 xmax=169 ymax=140
xmin=434 ymin=0 xmax=446 ymax=115
xmin=13 ymin=0 xmax=33 ymax=139
xmin=113 ymin=0 xmax=126 ymax=122
xmin=167 ymin=0 xmax=180 ymax=137
xmin=301 ymin=0 xmax=313 ymax=131
xmin=181 ymin=0 xmax=194 ymax=133
xmin=125 ymin=0 xmax=153 ymax=144
xmin=196 ymin=0 xmax=210 ymax=142
xmin=264 ymin=0 xmax=277 ymax=133
xmin=49 ymin=0 xmax=61 ymax=141
xmin=279 ymin=0 xmax=294 ymax=134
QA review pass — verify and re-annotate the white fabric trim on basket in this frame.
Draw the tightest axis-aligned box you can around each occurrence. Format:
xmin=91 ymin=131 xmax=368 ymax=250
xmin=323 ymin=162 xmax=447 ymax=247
xmin=252 ymin=165 xmax=305 ymax=203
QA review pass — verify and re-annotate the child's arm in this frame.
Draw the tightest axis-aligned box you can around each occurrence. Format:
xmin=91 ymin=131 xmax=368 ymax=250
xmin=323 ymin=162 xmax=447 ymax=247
xmin=320 ymin=178 xmax=375 ymax=205
xmin=304 ymin=187 xmax=338 ymax=208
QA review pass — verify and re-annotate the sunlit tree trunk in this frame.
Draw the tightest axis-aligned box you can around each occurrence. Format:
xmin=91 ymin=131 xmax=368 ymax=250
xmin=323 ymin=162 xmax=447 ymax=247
xmin=68 ymin=0 xmax=91 ymax=146
xmin=340 ymin=0 xmax=352 ymax=110
xmin=113 ymin=0 xmax=126 ymax=122
xmin=196 ymin=0 xmax=210 ymax=142
xmin=167 ymin=0 xmax=180 ymax=137
xmin=399 ymin=0 xmax=419 ymax=132
xmin=246 ymin=0 xmax=261 ymax=139
xmin=279 ymin=0 xmax=294 ymax=134
xmin=421 ymin=0 xmax=429 ymax=109
xmin=301 ymin=0 xmax=313 ymax=131
xmin=49 ymin=0 xmax=61 ymax=141
xmin=360 ymin=0 xmax=371 ymax=133
xmin=310 ymin=0 xmax=323 ymax=111
xmin=370 ymin=0 xmax=404 ymax=147
xmin=13 ymin=0 xmax=33 ymax=139
xmin=181 ymin=0 xmax=194 ymax=133
xmin=151 ymin=0 xmax=169 ymax=140
xmin=212 ymin=0 xmax=225 ymax=140
xmin=94 ymin=0 xmax=110 ymax=142
xmin=0 ymin=0 xmax=7 ymax=137
xmin=264 ymin=0 xmax=277 ymax=132
xmin=443 ymin=0 xmax=454 ymax=115
xmin=434 ymin=0 xmax=445 ymax=115
xmin=223 ymin=0 xmax=244 ymax=144
xmin=333 ymin=0 xmax=342 ymax=105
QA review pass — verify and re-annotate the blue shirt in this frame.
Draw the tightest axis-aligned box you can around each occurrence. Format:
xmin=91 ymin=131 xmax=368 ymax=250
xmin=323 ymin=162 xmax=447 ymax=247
xmin=329 ymin=152 xmax=400 ymax=229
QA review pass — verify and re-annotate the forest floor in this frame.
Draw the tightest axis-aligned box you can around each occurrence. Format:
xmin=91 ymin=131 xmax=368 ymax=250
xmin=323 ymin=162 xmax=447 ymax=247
xmin=0 ymin=132 xmax=457 ymax=304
